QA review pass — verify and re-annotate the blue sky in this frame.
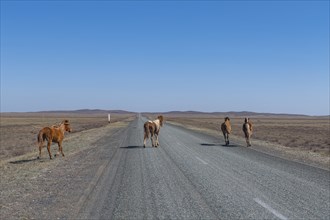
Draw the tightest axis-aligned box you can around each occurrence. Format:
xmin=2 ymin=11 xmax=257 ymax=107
xmin=1 ymin=1 xmax=329 ymax=115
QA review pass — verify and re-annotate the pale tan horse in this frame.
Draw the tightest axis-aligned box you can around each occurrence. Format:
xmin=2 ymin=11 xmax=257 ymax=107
xmin=242 ymin=118 xmax=253 ymax=147
xmin=221 ymin=117 xmax=232 ymax=145
xmin=37 ymin=120 xmax=72 ymax=159
xmin=143 ymin=115 xmax=164 ymax=148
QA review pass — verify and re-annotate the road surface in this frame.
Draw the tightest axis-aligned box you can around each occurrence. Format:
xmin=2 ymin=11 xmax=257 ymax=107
xmin=75 ymin=115 xmax=330 ymax=219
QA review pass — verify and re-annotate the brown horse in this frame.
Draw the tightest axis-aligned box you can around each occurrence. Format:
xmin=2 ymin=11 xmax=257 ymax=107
xmin=221 ymin=117 xmax=232 ymax=145
xmin=37 ymin=120 xmax=72 ymax=159
xmin=143 ymin=115 xmax=164 ymax=148
xmin=242 ymin=118 xmax=253 ymax=147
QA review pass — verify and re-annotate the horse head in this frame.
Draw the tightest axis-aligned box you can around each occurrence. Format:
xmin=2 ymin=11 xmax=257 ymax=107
xmin=158 ymin=115 xmax=164 ymax=126
xmin=62 ymin=120 xmax=72 ymax=132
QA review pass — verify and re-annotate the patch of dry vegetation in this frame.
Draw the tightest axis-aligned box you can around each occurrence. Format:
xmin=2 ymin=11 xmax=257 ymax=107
xmin=0 ymin=112 xmax=136 ymax=161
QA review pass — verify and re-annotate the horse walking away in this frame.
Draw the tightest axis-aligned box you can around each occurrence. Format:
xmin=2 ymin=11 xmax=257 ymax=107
xmin=37 ymin=120 xmax=72 ymax=159
xmin=242 ymin=118 xmax=253 ymax=147
xmin=143 ymin=115 xmax=164 ymax=148
xmin=221 ymin=117 xmax=232 ymax=145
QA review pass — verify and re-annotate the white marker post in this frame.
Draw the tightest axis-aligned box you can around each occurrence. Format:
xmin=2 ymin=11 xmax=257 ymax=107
xmin=108 ymin=114 xmax=111 ymax=123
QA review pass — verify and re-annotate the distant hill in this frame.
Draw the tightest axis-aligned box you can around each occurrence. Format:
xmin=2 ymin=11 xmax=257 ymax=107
xmin=35 ymin=109 xmax=135 ymax=114
xmin=1 ymin=109 xmax=327 ymax=118
xmin=154 ymin=111 xmax=318 ymax=118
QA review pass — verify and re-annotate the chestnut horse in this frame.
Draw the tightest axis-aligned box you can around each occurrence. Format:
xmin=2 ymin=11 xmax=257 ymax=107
xmin=221 ymin=117 xmax=232 ymax=145
xmin=242 ymin=118 xmax=253 ymax=147
xmin=143 ymin=115 xmax=164 ymax=148
xmin=37 ymin=120 xmax=72 ymax=159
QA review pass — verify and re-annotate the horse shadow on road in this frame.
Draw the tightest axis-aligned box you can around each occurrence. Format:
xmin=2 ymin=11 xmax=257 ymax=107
xmin=9 ymin=158 xmax=40 ymax=164
xmin=120 ymin=145 xmax=143 ymax=149
xmin=200 ymin=143 xmax=239 ymax=148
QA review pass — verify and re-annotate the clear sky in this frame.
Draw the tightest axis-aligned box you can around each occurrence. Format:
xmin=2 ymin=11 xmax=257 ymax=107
xmin=1 ymin=1 xmax=329 ymax=115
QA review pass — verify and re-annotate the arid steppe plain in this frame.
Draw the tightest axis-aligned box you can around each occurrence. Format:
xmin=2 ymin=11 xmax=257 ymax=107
xmin=0 ymin=110 xmax=329 ymax=219
xmin=1 ymin=111 xmax=329 ymax=167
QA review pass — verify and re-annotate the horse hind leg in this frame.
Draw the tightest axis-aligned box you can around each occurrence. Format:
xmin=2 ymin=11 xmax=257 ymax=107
xmin=151 ymin=135 xmax=155 ymax=147
xmin=247 ymin=135 xmax=251 ymax=147
xmin=55 ymin=142 xmax=65 ymax=157
xmin=226 ymin=134 xmax=230 ymax=145
xmin=47 ymin=141 xmax=53 ymax=159
xmin=223 ymin=133 xmax=229 ymax=146
xmin=245 ymin=134 xmax=250 ymax=147
xmin=38 ymin=141 xmax=43 ymax=159
xmin=143 ymin=133 xmax=148 ymax=148
xmin=155 ymin=134 xmax=159 ymax=147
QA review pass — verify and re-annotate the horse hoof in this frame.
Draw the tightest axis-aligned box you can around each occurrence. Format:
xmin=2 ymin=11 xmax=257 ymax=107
xmin=37 ymin=156 xmax=40 ymax=159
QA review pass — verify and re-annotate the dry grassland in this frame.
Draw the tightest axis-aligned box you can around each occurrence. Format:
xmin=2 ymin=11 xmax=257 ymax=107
xmin=0 ymin=112 xmax=136 ymax=161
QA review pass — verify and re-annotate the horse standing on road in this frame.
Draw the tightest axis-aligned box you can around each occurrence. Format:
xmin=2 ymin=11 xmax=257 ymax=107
xmin=143 ymin=115 xmax=164 ymax=148
xmin=242 ymin=118 xmax=253 ymax=147
xmin=221 ymin=117 xmax=232 ymax=146
xmin=37 ymin=120 xmax=72 ymax=159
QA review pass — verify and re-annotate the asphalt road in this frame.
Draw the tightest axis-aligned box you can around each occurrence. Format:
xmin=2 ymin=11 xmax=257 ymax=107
xmin=76 ymin=115 xmax=330 ymax=219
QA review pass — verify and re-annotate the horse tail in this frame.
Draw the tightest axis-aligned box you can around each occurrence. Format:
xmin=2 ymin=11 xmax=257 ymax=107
xmin=220 ymin=123 xmax=225 ymax=135
xmin=144 ymin=123 xmax=150 ymax=138
xmin=243 ymin=123 xmax=250 ymax=138
xmin=221 ymin=122 xmax=231 ymax=134
xmin=37 ymin=127 xmax=51 ymax=144
xmin=37 ymin=129 xmax=45 ymax=145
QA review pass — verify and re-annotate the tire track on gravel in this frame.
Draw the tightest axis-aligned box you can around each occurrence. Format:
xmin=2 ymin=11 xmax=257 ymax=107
xmin=73 ymin=124 xmax=130 ymax=218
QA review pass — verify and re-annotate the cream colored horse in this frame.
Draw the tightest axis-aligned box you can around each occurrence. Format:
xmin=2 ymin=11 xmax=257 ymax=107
xmin=221 ymin=117 xmax=232 ymax=145
xmin=242 ymin=118 xmax=253 ymax=147
xmin=143 ymin=115 xmax=164 ymax=148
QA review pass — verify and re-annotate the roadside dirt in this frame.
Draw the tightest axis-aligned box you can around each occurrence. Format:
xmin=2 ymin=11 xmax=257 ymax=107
xmin=0 ymin=118 xmax=132 ymax=219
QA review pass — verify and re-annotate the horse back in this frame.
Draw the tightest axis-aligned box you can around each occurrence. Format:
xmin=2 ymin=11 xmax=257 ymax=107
xmin=50 ymin=127 xmax=65 ymax=142
xmin=221 ymin=121 xmax=231 ymax=134
xmin=243 ymin=123 xmax=251 ymax=135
